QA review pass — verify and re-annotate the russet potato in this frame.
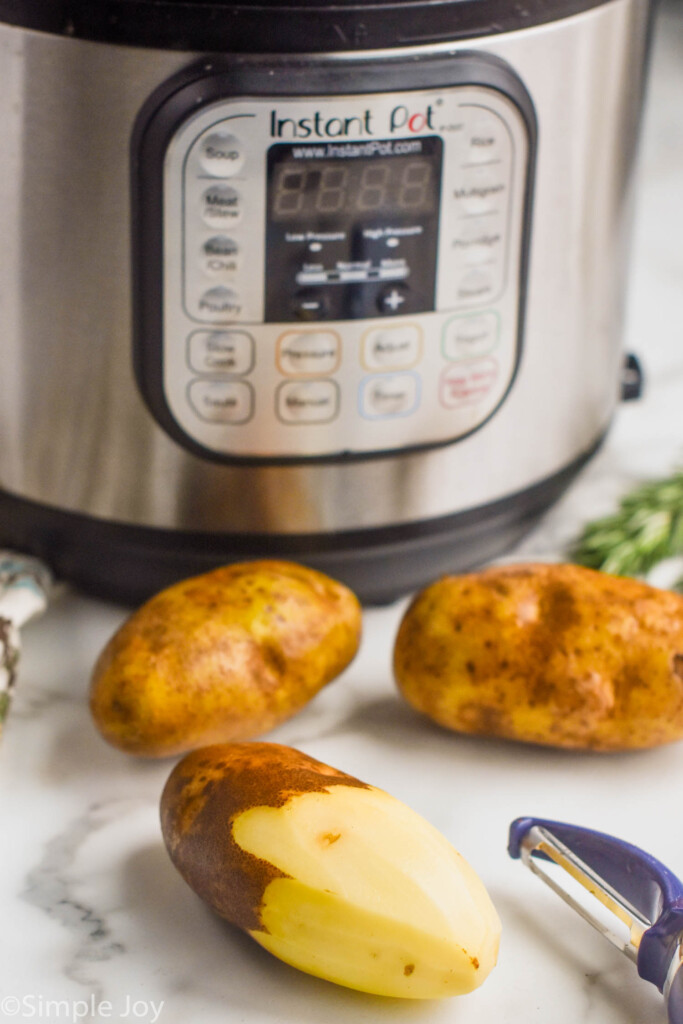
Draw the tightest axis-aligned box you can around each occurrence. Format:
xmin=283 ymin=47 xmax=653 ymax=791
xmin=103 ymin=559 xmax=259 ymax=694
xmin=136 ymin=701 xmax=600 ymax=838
xmin=394 ymin=563 xmax=683 ymax=751
xmin=90 ymin=560 xmax=361 ymax=757
xmin=160 ymin=742 xmax=500 ymax=998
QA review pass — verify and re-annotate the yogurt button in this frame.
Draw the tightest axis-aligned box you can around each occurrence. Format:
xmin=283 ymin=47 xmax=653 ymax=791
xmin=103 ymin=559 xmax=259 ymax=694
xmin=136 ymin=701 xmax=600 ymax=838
xmin=443 ymin=313 xmax=499 ymax=360
xmin=199 ymin=133 xmax=245 ymax=176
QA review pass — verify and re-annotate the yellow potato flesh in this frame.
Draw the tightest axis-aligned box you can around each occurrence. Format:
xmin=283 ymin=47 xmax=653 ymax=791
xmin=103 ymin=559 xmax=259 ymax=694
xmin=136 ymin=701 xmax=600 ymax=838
xmin=233 ymin=785 xmax=500 ymax=998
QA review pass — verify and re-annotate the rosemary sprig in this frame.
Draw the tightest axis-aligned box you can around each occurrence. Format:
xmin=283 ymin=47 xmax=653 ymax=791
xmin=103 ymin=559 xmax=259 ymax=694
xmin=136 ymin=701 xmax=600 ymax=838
xmin=572 ymin=471 xmax=683 ymax=592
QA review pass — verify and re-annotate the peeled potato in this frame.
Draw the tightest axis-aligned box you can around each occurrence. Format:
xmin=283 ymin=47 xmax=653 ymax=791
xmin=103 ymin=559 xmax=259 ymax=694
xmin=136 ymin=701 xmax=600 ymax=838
xmin=160 ymin=742 xmax=500 ymax=998
xmin=90 ymin=560 xmax=361 ymax=757
xmin=394 ymin=562 xmax=683 ymax=751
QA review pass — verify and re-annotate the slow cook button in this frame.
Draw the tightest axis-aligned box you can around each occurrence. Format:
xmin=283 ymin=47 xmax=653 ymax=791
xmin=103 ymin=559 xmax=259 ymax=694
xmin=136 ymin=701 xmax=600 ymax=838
xmin=360 ymin=373 xmax=419 ymax=419
xmin=188 ymin=379 xmax=254 ymax=423
xmin=198 ymin=286 xmax=241 ymax=319
xmin=201 ymin=185 xmax=242 ymax=227
xmin=362 ymin=325 xmax=422 ymax=371
xmin=199 ymin=132 xmax=245 ymax=177
xmin=277 ymin=331 xmax=341 ymax=376
xmin=276 ymin=380 xmax=339 ymax=424
xmin=187 ymin=330 xmax=254 ymax=375
xmin=439 ymin=358 xmax=499 ymax=408
xmin=442 ymin=313 xmax=499 ymax=360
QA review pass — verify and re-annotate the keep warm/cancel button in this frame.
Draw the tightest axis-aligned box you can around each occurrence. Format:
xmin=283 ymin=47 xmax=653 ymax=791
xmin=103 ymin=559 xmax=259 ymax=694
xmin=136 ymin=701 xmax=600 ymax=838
xmin=276 ymin=380 xmax=340 ymax=424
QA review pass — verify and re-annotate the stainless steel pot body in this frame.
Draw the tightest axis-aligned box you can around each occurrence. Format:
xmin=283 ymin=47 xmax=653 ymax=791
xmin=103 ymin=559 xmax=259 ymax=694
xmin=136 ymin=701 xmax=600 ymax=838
xmin=0 ymin=0 xmax=652 ymax=598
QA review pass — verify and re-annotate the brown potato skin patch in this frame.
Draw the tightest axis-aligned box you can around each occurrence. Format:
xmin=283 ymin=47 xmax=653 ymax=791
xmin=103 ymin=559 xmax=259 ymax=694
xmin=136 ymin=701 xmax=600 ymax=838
xmin=90 ymin=560 xmax=362 ymax=757
xmin=393 ymin=563 xmax=683 ymax=751
xmin=160 ymin=742 xmax=369 ymax=932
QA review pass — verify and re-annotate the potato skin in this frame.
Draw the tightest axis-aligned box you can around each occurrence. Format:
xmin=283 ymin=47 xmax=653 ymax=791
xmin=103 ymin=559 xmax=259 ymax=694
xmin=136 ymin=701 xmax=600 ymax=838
xmin=90 ymin=560 xmax=361 ymax=757
xmin=394 ymin=563 xmax=683 ymax=751
xmin=160 ymin=742 xmax=369 ymax=932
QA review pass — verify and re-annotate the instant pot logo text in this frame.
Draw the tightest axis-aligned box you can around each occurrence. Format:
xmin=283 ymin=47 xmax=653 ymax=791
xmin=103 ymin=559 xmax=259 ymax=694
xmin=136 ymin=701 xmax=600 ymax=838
xmin=269 ymin=103 xmax=436 ymax=139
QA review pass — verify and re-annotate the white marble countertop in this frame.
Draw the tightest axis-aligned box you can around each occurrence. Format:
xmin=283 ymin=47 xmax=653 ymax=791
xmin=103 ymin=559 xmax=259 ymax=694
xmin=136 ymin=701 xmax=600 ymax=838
xmin=3 ymin=6 xmax=683 ymax=1024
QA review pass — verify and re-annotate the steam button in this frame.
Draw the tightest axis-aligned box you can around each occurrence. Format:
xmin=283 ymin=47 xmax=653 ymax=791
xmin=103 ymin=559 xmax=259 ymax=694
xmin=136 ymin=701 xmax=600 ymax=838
xmin=199 ymin=133 xmax=245 ymax=177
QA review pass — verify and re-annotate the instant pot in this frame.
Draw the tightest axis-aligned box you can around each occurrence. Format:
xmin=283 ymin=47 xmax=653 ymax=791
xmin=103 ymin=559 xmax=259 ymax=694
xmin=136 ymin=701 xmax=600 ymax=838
xmin=0 ymin=0 xmax=653 ymax=603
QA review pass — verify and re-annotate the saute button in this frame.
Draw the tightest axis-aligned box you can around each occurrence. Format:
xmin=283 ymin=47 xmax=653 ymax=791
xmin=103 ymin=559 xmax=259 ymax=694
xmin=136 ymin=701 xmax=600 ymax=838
xmin=202 ymin=236 xmax=240 ymax=276
xmin=442 ymin=313 xmax=499 ymax=361
xmin=188 ymin=331 xmax=254 ymax=375
xmin=362 ymin=325 xmax=421 ymax=370
xmin=198 ymin=286 xmax=242 ymax=319
xmin=277 ymin=331 xmax=340 ymax=376
xmin=188 ymin=379 xmax=254 ymax=423
xmin=360 ymin=373 xmax=419 ymax=419
xmin=201 ymin=185 xmax=242 ymax=227
xmin=276 ymin=380 xmax=339 ymax=424
xmin=199 ymin=132 xmax=245 ymax=177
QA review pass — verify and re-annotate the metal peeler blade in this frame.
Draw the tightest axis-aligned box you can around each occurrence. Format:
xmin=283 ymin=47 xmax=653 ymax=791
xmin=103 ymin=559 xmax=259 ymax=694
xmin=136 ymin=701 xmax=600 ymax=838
xmin=508 ymin=818 xmax=683 ymax=1024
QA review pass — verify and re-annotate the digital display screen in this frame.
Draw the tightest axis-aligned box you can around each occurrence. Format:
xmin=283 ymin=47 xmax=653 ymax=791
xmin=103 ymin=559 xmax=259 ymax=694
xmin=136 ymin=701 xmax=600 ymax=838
xmin=270 ymin=155 xmax=438 ymax=220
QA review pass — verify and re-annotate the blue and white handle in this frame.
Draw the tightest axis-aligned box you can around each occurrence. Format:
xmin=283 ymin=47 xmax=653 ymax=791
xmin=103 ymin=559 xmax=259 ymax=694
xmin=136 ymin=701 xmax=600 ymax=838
xmin=0 ymin=552 xmax=53 ymax=728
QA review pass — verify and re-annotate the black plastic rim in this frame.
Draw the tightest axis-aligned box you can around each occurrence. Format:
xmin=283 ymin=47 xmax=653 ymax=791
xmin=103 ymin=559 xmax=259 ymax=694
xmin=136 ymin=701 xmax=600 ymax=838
xmin=0 ymin=0 xmax=617 ymax=53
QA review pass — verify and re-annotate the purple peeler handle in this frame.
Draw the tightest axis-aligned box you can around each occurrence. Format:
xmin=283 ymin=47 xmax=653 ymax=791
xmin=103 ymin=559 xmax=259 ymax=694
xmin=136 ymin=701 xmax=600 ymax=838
xmin=509 ymin=817 xmax=683 ymax=1002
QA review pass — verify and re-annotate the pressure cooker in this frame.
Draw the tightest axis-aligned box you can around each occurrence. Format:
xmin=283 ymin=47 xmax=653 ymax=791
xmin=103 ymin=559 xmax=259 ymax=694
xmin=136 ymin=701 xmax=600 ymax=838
xmin=0 ymin=0 xmax=654 ymax=603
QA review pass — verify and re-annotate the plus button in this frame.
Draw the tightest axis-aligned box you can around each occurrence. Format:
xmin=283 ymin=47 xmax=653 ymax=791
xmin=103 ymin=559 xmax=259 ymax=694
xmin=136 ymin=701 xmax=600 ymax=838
xmin=378 ymin=285 xmax=409 ymax=315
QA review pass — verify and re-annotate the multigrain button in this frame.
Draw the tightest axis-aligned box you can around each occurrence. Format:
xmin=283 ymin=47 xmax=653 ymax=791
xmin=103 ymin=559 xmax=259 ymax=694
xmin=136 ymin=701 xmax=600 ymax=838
xmin=453 ymin=165 xmax=507 ymax=216
xmin=199 ymin=132 xmax=245 ymax=177
xmin=276 ymin=380 xmax=339 ymax=424
xmin=277 ymin=331 xmax=340 ymax=376
xmin=188 ymin=331 xmax=254 ymax=375
xmin=201 ymin=185 xmax=242 ymax=227
xmin=198 ymin=286 xmax=242 ymax=318
xmin=360 ymin=373 xmax=419 ymax=419
xmin=362 ymin=325 xmax=421 ymax=370
xmin=188 ymin=379 xmax=254 ymax=423
xmin=442 ymin=313 xmax=499 ymax=361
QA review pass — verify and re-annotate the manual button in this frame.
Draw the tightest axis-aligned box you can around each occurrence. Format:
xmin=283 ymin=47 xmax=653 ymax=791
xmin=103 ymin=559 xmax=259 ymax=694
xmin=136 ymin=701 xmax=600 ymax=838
xmin=188 ymin=379 xmax=254 ymax=424
xmin=276 ymin=380 xmax=339 ymax=424
xmin=277 ymin=331 xmax=340 ymax=376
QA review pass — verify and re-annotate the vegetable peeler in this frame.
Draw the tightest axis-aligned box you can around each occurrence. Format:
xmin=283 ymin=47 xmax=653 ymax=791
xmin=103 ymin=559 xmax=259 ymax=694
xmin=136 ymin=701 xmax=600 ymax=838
xmin=508 ymin=817 xmax=683 ymax=1024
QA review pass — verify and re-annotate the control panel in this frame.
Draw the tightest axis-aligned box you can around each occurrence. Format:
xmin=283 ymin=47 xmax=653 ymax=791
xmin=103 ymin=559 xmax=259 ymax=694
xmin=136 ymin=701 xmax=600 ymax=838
xmin=135 ymin=56 xmax=534 ymax=462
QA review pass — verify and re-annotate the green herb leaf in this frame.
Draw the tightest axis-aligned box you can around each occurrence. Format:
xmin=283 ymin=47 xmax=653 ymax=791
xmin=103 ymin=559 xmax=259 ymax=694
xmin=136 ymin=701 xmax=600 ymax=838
xmin=572 ymin=470 xmax=683 ymax=578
